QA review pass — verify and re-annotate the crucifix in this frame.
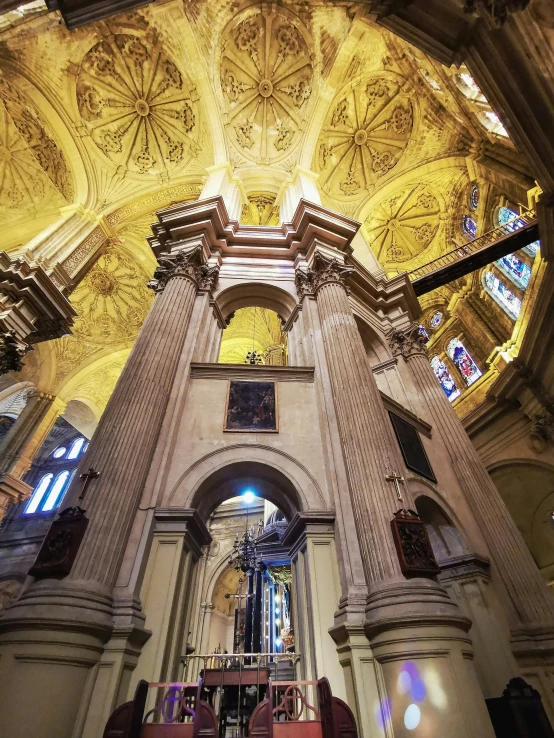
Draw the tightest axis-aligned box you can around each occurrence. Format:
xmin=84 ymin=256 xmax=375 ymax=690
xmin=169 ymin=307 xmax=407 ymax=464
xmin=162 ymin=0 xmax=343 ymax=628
xmin=77 ymin=467 xmax=100 ymax=506
xmin=385 ymin=470 xmax=405 ymax=506
xmin=225 ymin=577 xmax=253 ymax=653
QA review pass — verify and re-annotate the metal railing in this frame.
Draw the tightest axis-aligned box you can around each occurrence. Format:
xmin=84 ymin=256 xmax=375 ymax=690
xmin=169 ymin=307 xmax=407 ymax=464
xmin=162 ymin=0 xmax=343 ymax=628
xmin=182 ymin=651 xmax=301 ymax=682
xmin=407 ymin=208 xmax=537 ymax=283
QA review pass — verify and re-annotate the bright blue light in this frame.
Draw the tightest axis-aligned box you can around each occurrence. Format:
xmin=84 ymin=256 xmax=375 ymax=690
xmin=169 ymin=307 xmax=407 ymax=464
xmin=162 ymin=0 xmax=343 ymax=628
xmin=242 ymin=491 xmax=256 ymax=504
xmin=275 ymin=607 xmax=280 ymax=615
xmin=275 ymin=638 xmax=282 ymax=646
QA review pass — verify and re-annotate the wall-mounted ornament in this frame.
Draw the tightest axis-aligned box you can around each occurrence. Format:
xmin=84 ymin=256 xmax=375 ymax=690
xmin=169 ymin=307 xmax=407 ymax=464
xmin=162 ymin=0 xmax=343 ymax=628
xmin=218 ymin=6 xmax=314 ymax=164
xmin=77 ymin=34 xmax=200 ymax=176
xmin=315 ymin=74 xmax=413 ymax=200
xmin=390 ymin=509 xmax=441 ymax=577
xmin=224 ymin=380 xmax=278 ymax=432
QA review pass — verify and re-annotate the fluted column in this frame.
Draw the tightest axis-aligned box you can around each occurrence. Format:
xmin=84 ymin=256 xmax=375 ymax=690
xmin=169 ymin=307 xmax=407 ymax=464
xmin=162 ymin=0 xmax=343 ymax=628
xmin=389 ymin=324 xmax=554 ymax=627
xmin=296 ymin=256 xmax=409 ymax=587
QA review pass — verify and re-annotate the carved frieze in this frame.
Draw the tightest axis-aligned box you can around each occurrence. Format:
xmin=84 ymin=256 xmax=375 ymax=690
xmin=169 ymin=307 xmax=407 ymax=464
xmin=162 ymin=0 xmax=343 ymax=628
xmin=241 ymin=193 xmax=280 ymax=225
xmin=364 ymin=183 xmax=443 ymax=266
xmin=218 ymin=6 xmax=314 ymax=164
xmin=148 ymin=247 xmax=220 ymax=294
xmin=77 ymin=34 xmax=200 ymax=176
xmin=315 ymin=73 xmax=413 ymax=200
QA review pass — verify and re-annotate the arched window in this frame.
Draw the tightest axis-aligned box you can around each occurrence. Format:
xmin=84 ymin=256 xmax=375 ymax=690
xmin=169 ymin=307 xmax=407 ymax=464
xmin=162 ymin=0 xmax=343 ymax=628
xmin=42 ymin=470 xmax=72 ymax=512
xmin=483 ymin=271 xmax=522 ymax=320
xmin=447 ymin=338 xmax=482 ymax=386
xmin=430 ymin=356 xmax=461 ymax=402
xmin=462 ymin=215 xmax=477 ymax=238
xmin=498 ymin=206 xmax=523 ymax=232
xmin=469 ymin=185 xmax=479 ymax=211
xmin=418 ymin=325 xmax=429 ymax=343
xmin=52 ymin=446 xmax=67 ymax=459
xmin=429 ymin=311 xmax=443 ymax=329
xmin=496 ymin=253 xmax=531 ymax=290
xmin=25 ymin=473 xmax=54 ymax=514
xmin=67 ymin=437 xmax=86 ymax=460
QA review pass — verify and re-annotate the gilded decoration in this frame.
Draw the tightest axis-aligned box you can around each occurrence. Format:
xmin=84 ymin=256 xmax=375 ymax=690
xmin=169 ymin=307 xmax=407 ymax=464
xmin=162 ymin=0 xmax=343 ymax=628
xmin=77 ymin=33 xmax=200 ymax=175
xmin=76 ymin=354 xmax=129 ymax=412
xmin=218 ymin=6 xmax=314 ymax=164
xmin=219 ymin=308 xmax=287 ymax=365
xmin=315 ymin=74 xmax=413 ymax=200
xmin=363 ymin=184 xmax=443 ymax=266
xmin=69 ymin=246 xmax=153 ymax=346
xmin=0 ymin=78 xmax=73 ymax=212
xmin=241 ymin=194 xmax=280 ymax=225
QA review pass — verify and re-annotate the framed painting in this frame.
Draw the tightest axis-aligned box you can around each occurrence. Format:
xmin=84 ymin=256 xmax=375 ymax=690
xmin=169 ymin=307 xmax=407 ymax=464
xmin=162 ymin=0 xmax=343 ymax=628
xmin=224 ymin=381 xmax=278 ymax=432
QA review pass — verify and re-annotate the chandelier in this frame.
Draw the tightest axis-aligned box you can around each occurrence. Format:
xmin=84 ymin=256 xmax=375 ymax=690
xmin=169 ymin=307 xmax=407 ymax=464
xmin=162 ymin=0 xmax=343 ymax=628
xmin=244 ymin=307 xmax=264 ymax=365
xmin=229 ymin=519 xmax=264 ymax=572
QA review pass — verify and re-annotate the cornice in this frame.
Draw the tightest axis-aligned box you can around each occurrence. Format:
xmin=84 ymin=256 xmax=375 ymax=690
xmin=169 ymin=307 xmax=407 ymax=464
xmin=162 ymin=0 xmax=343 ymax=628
xmin=379 ymin=390 xmax=432 ymax=438
xmin=190 ymin=363 xmax=315 ymax=383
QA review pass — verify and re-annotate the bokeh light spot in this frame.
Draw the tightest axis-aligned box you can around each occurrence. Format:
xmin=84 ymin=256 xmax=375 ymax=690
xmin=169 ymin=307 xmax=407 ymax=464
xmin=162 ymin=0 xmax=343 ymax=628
xmin=404 ymin=704 xmax=421 ymax=730
xmin=397 ymin=670 xmax=412 ymax=695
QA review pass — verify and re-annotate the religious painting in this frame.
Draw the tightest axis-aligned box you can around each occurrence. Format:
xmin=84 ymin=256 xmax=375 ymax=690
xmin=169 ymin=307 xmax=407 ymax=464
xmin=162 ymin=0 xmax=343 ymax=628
xmin=224 ymin=381 xmax=278 ymax=432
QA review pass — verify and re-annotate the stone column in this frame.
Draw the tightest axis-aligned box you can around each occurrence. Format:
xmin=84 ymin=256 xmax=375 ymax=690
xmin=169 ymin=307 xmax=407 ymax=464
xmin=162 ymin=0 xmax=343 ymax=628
xmin=0 ymin=247 xmax=219 ymax=738
xmin=296 ymin=255 xmax=495 ymax=738
xmin=0 ymin=392 xmax=65 ymax=515
xmin=389 ymin=324 xmax=554 ymax=629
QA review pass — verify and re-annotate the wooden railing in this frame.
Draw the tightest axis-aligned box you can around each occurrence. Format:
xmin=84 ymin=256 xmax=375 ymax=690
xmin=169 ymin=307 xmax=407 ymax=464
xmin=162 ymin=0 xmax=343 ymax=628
xmin=407 ymin=208 xmax=538 ymax=295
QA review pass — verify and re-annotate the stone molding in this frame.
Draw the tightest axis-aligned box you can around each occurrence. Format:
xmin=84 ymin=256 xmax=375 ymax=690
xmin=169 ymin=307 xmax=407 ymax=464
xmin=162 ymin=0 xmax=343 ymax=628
xmin=463 ymin=0 xmax=530 ymax=27
xmin=295 ymin=254 xmax=353 ymax=299
xmin=190 ymin=363 xmax=315 ymax=382
xmin=387 ymin=323 xmax=428 ymax=360
xmin=147 ymin=247 xmax=220 ymax=295
xmin=154 ymin=508 xmax=212 ymax=560
xmin=281 ymin=511 xmax=335 ymax=558
xmin=379 ymin=390 xmax=433 ymax=438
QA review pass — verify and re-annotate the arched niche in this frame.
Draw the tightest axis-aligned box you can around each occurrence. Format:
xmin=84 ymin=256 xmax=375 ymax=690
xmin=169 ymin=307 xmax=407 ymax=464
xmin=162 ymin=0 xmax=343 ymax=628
xmin=354 ymin=316 xmax=390 ymax=364
xmin=489 ymin=460 xmax=554 ymax=578
xmin=167 ymin=447 xmax=328 ymax=522
xmin=415 ymin=494 xmax=467 ymax=563
xmin=214 ymin=283 xmax=297 ymax=323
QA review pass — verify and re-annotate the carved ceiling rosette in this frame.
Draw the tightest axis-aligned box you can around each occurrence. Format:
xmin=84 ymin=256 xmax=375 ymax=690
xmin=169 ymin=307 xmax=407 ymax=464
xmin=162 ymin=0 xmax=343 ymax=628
xmin=0 ymin=78 xmax=74 ymax=212
xmin=315 ymin=73 xmax=413 ymax=201
xmin=218 ymin=6 xmax=315 ymax=164
xmin=69 ymin=246 xmax=153 ymax=346
xmin=363 ymin=183 xmax=444 ymax=268
xmin=76 ymin=34 xmax=200 ymax=176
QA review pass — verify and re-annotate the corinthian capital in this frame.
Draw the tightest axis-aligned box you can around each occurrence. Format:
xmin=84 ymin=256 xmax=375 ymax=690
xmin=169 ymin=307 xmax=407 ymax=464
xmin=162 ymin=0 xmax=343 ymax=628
xmin=0 ymin=331 xmax=26 ymax=375
xmin=148 ymin=247 xmax=220 ymax=294
xmin=295 ymin=254 xmax=353 ymax=300
xmin=387 ymin=324 xmax=428 ymax=360
xmin=463 ymin=0 xmax=530 ymax=26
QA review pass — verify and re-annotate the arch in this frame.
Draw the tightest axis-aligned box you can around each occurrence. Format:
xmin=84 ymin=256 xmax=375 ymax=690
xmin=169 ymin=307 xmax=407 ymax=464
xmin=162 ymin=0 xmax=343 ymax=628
xmin=415 ymin=495 xmax=467 ymax=562
xmin=354 ymin=316 xmax=390 ymax=364
xmin=214 ymin=283 xmax=297 ymax=322
xmin=482 ymin=270 xmax=522 ymax=320
xmin=167 ymin=445 xmax=328 ymax=522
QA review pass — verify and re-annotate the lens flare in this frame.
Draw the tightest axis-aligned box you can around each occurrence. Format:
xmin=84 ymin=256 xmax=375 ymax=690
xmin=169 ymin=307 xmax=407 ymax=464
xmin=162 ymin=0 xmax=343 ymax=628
xmin=424 ymin=668 xmax=448 ymax=709
xmin=374 ymin=698 xmax=392 ymax=730
xmin=397 ymin=670 xmax=412 ymax=695
xmin=404 ymin=704 xmax=421 ymax=730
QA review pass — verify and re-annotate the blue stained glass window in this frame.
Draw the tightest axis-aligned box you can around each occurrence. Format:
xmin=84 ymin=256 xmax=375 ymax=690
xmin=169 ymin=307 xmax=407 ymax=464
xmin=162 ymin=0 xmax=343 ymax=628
xmin=67 ymin=437 xmax=86 ymax=460
xmin=496 ymin=253 xmax=531 ymax=289
xmin=524 ymin=241 xmax=540 ymax=257
xmin=484 ymin=271 xmax=522 ymax=320
xmin=419 ymin=325 xmax=429 ymax=343
xmin=25 ymin=474 xmax=53 ymax=514
xmin=497 ymin=206 xmax=526 ymax=233
xmin=430 ymin=311 xmax=443 ymax=329
xmin=470 ymin=185 xmax=479 ymax=211
xmin=447 ymin=338 xmax=482 ymax=387
xmin=430 ymin=356 xmax=461 ymax=402
xmin=462 ymin=215 xmax=477 ymax=238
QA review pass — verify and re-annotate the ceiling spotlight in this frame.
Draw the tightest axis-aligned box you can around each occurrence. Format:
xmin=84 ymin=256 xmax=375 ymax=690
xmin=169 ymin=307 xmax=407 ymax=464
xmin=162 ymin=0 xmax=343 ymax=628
xmin=243 ymin=491 xmax=256 ymax=504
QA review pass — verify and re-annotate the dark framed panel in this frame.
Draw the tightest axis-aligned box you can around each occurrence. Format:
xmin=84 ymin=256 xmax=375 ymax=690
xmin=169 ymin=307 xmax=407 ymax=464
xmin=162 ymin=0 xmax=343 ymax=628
xmin=388 ymin=411 xmax=436 ymax=482
xmin=224 ymin=381 xmax=278 ymax=432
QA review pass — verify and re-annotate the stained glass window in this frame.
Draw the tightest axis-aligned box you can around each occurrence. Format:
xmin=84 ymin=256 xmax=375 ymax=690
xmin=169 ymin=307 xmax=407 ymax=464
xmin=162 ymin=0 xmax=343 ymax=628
xmin=430 ymin=356 xmax=461 ymax=402
xmin=67 ymin=437 xmax=86 ymax=460
xmin=496 ymin=254 xmax=531 ymax=290
xmin=470 ymin=185 xmax=479 ymax=211
xmin=498 ymin=206 xmax=522 ymax=231
xmin=25 ymin=474 xmax=53 ymax=514
xmin=462 ymin=215 xmax=477 ymax=238
xmin=430 ymin=311 xmax=443 ymax=329
xmin=447 ymin=338 xmax=482 ymax=386
xmin=484 ymin=271 xmax=522 ymax=319
xmin=524 ymin=241 xmax=540 ymax=257
xmin=52 ymin=446 xmax=66 ymax=458
xmin=418 ymin=325 xmax=429 ymax=343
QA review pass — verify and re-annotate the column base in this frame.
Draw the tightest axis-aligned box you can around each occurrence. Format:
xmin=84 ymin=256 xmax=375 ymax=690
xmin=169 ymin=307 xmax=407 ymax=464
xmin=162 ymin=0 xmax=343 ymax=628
xmin=0 ymin=473 xmax=31 ymax=519
xmin=510 ymin=624 xmax=554 ymax=723
xmin=363 ymin=578 xmax=496 ymax=738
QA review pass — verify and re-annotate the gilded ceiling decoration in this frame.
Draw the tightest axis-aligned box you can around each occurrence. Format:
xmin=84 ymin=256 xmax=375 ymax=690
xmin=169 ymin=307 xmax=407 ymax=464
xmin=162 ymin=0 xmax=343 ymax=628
xmin=219 ymin=6 xmax=314 ymax=164
xmin=75 ymin=354 xmax=129 ymax=412
xmin=240 ymin=194 xmax=280 ymax=225
xmin=219 ymin=307 xmax=287 ymax=365
xmin=0 ymin=78 xmax=73 ymax=211
xmin=77 ymin=33 xmax=200 ymax=176
xmin=315 ymin=74 xmax=413 ymax=200
xmin=69 ymin=246 xmax=153 ymax=346
xmin=364 ymin=184 xmax=443 ymax=266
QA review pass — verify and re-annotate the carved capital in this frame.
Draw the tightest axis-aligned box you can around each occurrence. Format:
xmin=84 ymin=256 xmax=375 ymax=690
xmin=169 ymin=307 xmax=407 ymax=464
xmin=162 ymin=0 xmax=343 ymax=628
xmin=463 ymin=0 xmax=530 ymax=27
xmin=148 ymin=247 xmax=220 ymax=294
xmin=0 ymin=331 xmax=27 ymax=375
xmin=295 ymin=255 xmax=353 ymax=300
xmin=528 ymin=414 xmax=554 ymax=454
xmin=387 ymin=324 xmax=427 ymax=360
